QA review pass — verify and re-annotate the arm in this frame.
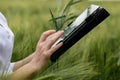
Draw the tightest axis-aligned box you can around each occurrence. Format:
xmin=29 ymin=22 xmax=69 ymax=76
xmin=13 ymin=53 xmax=35 ymax=71
xmin=9 ymin=30 xmax=64 ymax=80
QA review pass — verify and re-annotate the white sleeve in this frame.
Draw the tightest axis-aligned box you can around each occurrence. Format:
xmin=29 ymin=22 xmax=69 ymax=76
xmin=7 ymin=63 xmax=15 ymax=74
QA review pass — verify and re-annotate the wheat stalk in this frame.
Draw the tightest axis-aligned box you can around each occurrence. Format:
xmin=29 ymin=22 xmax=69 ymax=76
xmin=49 ymin=0 xmax=88 ymax=31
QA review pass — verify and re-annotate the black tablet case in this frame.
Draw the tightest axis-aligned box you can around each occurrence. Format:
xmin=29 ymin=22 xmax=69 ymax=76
xmin=50 ymin=5 xmax=110 ymax=62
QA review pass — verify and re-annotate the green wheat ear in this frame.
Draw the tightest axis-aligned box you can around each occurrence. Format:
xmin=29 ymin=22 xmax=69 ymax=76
xmin=49 ymin=0 xmax=88 ymax=31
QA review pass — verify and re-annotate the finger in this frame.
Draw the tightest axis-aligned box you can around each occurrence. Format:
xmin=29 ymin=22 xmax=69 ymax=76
xmin=45 ymin=31 xmax=64 ymax=49
xmin=49 ymin=42 xmax=63 ymax=56
xmin=39 ymin=30 xmax=56 ymax=42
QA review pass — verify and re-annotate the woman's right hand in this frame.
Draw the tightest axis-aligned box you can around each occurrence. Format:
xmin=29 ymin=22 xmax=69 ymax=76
xmin=31 ymin=30 xmax=64 ymax=71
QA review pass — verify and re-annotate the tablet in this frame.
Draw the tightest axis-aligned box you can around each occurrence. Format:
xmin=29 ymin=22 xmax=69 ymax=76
xmin=50 ymin=4 xmax=110 ymax=62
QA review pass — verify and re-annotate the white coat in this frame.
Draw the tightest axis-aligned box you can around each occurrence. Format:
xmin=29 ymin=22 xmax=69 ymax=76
xmin=0 ymin=12 xmax=15 ymax=75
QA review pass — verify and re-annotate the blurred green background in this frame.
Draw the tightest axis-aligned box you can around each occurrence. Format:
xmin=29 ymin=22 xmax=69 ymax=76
xmin=0 ymin=0 xmax=120 ymax=80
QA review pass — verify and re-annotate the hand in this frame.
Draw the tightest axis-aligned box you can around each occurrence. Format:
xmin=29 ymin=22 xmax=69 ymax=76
xmin=32 ymin=30 xmax=64 ymax=68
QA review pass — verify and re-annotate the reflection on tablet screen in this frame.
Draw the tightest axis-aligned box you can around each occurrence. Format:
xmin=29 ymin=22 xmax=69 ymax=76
xmin=61 ymin=5 xmax=99 ymax=40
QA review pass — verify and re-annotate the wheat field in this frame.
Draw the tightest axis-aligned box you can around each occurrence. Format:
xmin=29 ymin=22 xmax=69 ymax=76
xmin=0 ymin=0 xmax=120 ymax=80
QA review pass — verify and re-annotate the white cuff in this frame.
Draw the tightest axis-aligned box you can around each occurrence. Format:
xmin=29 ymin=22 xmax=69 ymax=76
xmin=7 ymin=62 xmax=15 ymax=74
